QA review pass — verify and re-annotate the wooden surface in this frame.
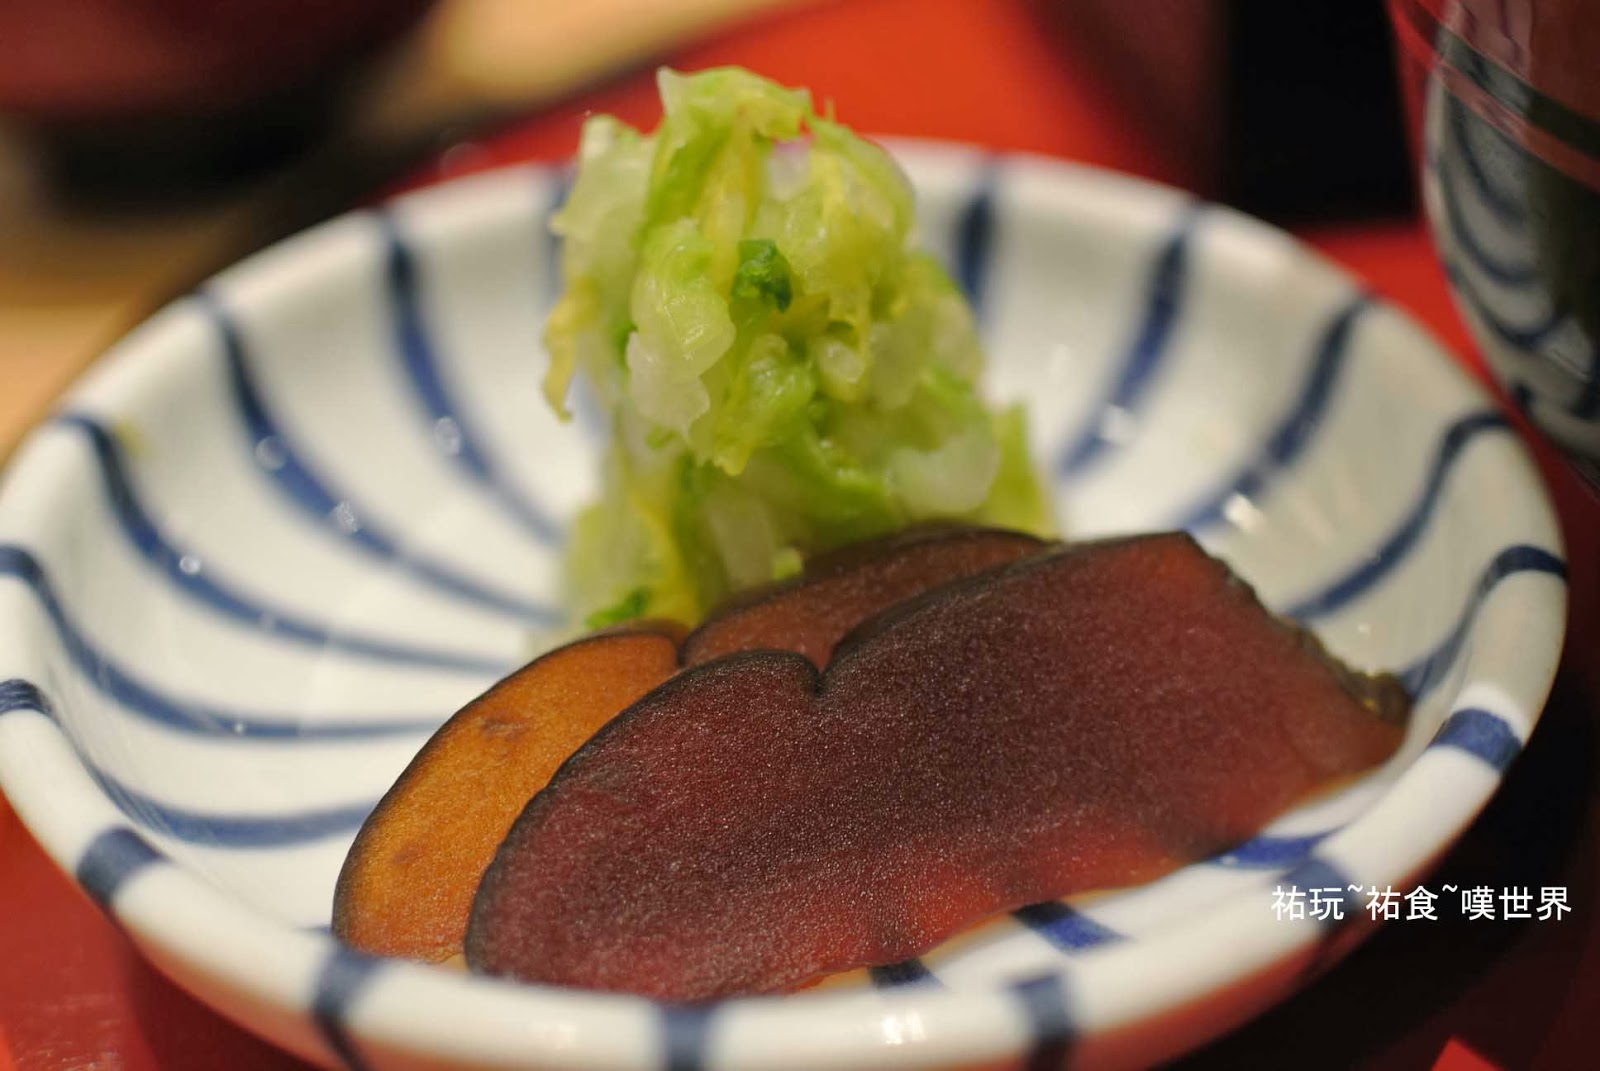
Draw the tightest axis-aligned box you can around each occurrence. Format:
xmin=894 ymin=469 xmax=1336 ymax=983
xmin=0 ymin=134 xmax=246 ymax=456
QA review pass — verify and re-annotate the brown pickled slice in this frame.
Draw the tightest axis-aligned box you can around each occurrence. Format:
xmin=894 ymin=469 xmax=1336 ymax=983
xmin=333 ymin=527 xmax=1043 ymax=963
xmin=683 ymin=525 xmax=1046 ymax=666
xmin=466 ymin=533 xmax=1404 ymax=1000
xmin=332 ymin=623 xmax=683 ymax=962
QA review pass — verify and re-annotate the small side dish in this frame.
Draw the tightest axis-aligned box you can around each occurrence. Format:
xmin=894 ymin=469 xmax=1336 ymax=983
xmin=0 ymin=60 xmax=1563 ymax=1066
xmin=331 ymin=68 xmax=1411 ymax=1002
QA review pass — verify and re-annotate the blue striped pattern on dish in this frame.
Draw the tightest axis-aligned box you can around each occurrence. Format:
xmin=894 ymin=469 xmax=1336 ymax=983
xmin=311 ymin=948 xmax=383 ymax=1071
xmin=662 ymin=1005 xmax=716 ymax=1071
xmin=1012 ymin=973 xmax=1075 ymax=1070
xmin=1013 ymin=902 xmax=1122 ymax=951
xmin=379 ymin=213 xmax=565 ymax=547
xmin=1168 ymin=294 xmax=1369 ymax=533
xmin=0 ymin=545 xmax=444 ymax=741
xmin=1425 ymin=83 xmax=1600 ymax=446
xmin=198 ymin=289 xmax=563 ymax=626
xmin=869 ymin=958 xmax=942 ymax=988
xmin=53 ymin=413 xmax=509 ymax=676
xmin=1056 ymin=207 xmax=1197 ymax=481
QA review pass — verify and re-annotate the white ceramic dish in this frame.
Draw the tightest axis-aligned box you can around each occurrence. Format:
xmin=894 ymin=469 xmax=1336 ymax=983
xmin=0 ymin=142 xmax=1567 ymax=1070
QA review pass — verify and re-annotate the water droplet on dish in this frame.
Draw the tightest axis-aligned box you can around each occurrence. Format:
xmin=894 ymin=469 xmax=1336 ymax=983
xmin=433 ymin=417 xmax=463 ymax=455
xmin=1097 ymin=405 xmax=1137 ymax=446
xmin=254 ymin=436 xmax=287 ymax=471
xmin=331 ymin=502 xmax=362 ymax=535
xmin=1222 ymin=493 xmax=1264 ymax=532
xmin=177 ymin=554 xmax=202 ymax=576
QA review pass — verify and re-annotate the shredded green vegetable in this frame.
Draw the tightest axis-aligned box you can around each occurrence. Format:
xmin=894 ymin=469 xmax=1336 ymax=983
xmin=545 ymin=67 xmax=1053 ymax=625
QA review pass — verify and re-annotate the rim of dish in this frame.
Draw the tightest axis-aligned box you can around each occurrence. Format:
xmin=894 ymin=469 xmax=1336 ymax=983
xmin=0 ymin=141 xmax=1568 ymax=1070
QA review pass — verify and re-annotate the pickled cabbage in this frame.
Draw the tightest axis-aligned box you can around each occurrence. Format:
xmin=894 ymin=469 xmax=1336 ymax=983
xmin=545 ymin=67 xmax=1052 ymax=625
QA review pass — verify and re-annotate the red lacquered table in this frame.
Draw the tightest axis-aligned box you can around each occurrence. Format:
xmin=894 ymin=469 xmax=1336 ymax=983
xmin=1 ymin=1 xmax=1595 ymax=1068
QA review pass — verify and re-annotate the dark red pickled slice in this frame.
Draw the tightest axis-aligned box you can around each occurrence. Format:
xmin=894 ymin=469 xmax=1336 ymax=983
xmin=332 ymin=527 xmax=1043 ymax=963
xmin=466 ymin=533 xmax=1404 ymax=1000
xmin=683 ymin=524 xmax=1047 ymax=667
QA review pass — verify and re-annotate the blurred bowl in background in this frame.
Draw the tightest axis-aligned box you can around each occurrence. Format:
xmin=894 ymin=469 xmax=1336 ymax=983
xmin=1390 ymin=0 xmax=1600 ymax=484
xmin=0 ymin=0 xmax=436 ymax=195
